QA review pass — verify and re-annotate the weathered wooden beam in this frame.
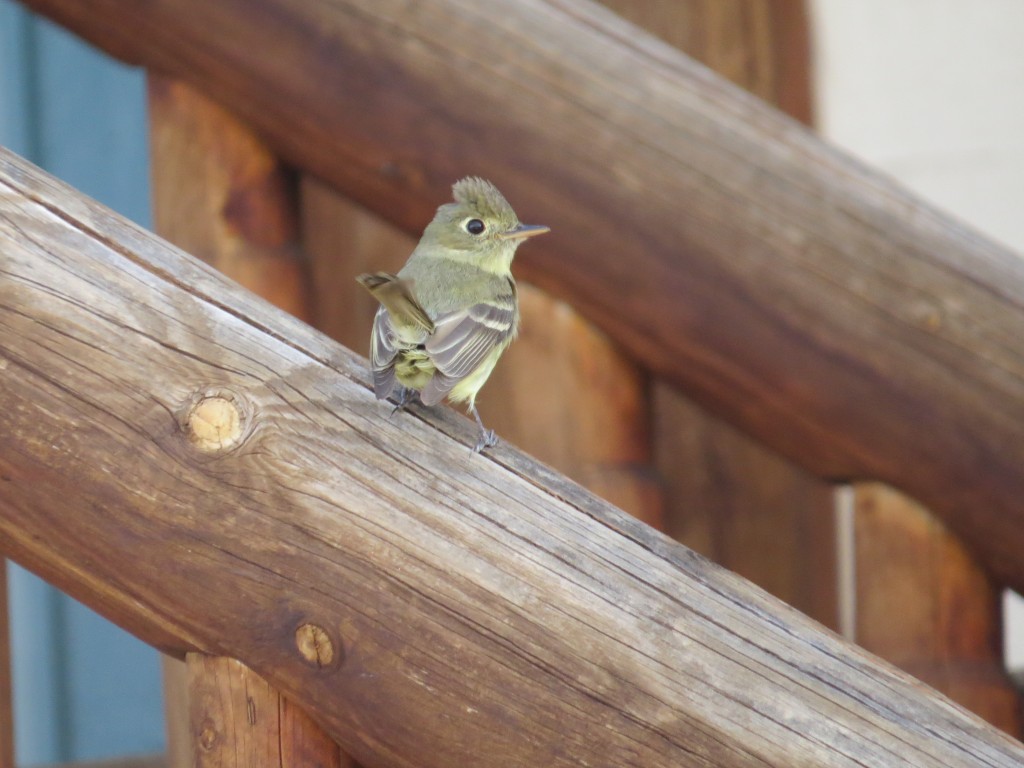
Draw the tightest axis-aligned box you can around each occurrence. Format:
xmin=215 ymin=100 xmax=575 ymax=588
xmin=187 ymin=655 xmax=342 ymax=768
xmin=2 ymin=150 xmax=1024 ymax=768
xmin=17 ymin=0 xmax=1024 ymax=594
xmin=852 ymin=484 xmax=1023 ymax=736
xmin=147 ymin=73 xmax=356 ymax=768
xmin=606 ymin=0 xmax=840 ymax=630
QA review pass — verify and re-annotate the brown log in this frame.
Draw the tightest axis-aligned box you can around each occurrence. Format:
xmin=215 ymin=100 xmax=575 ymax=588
xmin=852 ymin=484 xmax=1024 ymax=737
xmin=626 ymin=4 xmax=1022 ymax=731
xmin=147 ymin=75 xmax=352 ymax=766
xmin=607 ymin=0 xmax=837 ymax=627
xmin=19 ymin=0 xmax=1024 ymax=594
xmin=486 ymin=283 xmax=661 ymax=525
xmin=300 ymin=181 xmax=414 ymax=355
xmin=147 ymin=75 xmax=311 ymax=323
xmin=599 ymin=0 xmax=813 ymax=124
xmin=188 ymin=655 xmax=342 ymax=768
xmin=654 ymin=390 xmax=838 ymax=626
xmin=0 ymin=561 xmax=12 ymax=768
xmin=3 ymin=149 xmax=1024 ymax=767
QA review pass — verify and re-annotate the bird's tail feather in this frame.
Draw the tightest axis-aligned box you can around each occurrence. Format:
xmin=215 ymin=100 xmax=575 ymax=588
xmin=356 ymin=272 xmax=435 ymax=333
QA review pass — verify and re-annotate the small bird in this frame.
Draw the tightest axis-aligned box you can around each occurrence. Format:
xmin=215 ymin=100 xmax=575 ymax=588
xmin=357 ymin=177 xmax=549 ymax=452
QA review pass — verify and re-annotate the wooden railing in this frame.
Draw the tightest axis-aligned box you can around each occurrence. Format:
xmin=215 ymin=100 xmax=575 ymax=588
xmin=20 ymin=0 xmax=1024 ymax=596
xmin=3 ymin=0 xmax=1024 ymax=765
xmin=1 ymin=141 xmax=1022 ymax=766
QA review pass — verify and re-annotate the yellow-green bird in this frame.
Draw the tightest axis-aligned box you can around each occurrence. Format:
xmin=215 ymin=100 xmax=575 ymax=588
xmin=357 ymin=177 xmax=549 ymax=452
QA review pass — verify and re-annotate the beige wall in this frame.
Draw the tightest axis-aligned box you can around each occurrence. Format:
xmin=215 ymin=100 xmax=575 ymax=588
xmin=809 ymin=0 xmax=1024 ymax=673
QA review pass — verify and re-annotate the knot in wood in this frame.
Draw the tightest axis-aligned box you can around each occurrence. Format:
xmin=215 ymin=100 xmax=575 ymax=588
xmin=295 ymin=623 xmax=336 ymax=668
xmin=183 ymin=389 xmax=248 ymax=453
xmin=197 ymin=718 xmax=219 ymax=751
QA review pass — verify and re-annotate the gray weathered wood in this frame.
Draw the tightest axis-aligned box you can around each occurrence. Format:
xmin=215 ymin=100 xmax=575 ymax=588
xmin=2 ymin=150 xmax=1023 ymax=767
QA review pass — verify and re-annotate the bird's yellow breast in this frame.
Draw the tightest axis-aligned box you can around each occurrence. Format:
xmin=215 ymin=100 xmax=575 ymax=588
xmin=445 ymin=342 xmax=511 ymax=407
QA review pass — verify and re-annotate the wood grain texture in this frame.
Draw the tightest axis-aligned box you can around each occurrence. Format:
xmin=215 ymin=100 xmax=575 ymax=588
xmin=147 ymin=75 xmax=311 ymax=323
xmin=607 ymin=0 xmax=837 ymax=627
xmin=188 ymin=655 xmax=341 ymax=768
xmin=0 ymin=561 xmax=12 ymax=768
xmin=483 ymin=284 xmax=662 ymax=526
xmin=853 ymin=484 xmax=1024 ymax=737
xmin=599 ymin=0 xmax=812 ymax=124
xmin=2 ymin=150 xmax=1022 ymax=767
xmin=148 ymin=74 xmax=351 ymax=767
xmin=19 ymin=0 xmax=1024 ymax=593
xmin=654 ymin=389 xmax=837 ymax=627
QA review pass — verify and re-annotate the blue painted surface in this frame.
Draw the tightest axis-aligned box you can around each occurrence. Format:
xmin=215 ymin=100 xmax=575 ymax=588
xmin=1 ymin=2 xmax=166 ymax=763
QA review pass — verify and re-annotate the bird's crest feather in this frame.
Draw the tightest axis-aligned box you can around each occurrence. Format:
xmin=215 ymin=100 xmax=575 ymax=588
xmin=451 ymin=177 xmax=515 ymax=220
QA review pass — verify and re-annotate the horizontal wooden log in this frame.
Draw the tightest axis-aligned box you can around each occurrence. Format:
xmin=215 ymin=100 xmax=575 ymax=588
xmin=18 ymin=0 xmax=1024 ymax=594
xmin=2 ymin=151 xmax=1024 ymax=768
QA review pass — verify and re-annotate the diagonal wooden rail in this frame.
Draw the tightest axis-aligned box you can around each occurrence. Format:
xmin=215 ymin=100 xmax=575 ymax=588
xmin=19 ymin=0 xmax=1024 ymax=594
xmin=2 ymin=149 xmax=1023 ymax=767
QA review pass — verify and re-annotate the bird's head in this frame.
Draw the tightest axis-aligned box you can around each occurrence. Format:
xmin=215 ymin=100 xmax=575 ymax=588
xmin=419 ymin=177 xmax=549 ymax=272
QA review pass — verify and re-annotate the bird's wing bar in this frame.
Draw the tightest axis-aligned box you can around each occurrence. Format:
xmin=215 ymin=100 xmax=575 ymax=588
xmin=419 ymin=301 xmax=516 ymax=406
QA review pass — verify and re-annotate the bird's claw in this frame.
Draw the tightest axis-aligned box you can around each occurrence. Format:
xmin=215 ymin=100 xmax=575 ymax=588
xmin=473 ymin=428 xmax=498 ymax=454
xmin=390 ymin=387 xmax=415 ymax=417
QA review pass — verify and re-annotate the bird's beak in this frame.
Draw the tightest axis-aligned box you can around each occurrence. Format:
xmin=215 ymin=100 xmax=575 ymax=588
xmin=500 ymin=223 xmax=550 ymax=240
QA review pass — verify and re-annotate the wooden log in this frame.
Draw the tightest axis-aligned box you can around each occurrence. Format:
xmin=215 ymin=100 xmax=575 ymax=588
xmin=852 ymin=484 xmax=1024 ymax=736
xmin=147 ymin=74 xmax=352 ymax=766
xmin=606 ymin=0 xmax=837 ymax=627
xmin=0 ymin=561 xmax=12 ymax=768
xmin=188 ymin=655 xmax=341 ymax=768
xmin=654 ymin=390 xmax=838 ymax=626
xmin=147 ymin=75 xmax=311 ymax=322
xmin=487 ymin=283 xmax=661 ymax=524
xmin=2 ymin=149 xmax=1024 ymax=768
xmin=599 ymin=0 xmax=813 ymax=124
xmin=20 ymin=0 xmax=1024 ymax=594
xmin=300 ymin=181 xmax=413 ymax=355
xmin=625 ymin=3 xmax=1021 ymax=731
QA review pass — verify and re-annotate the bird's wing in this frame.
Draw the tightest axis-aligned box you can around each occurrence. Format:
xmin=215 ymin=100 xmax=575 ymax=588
xmin=419 ymin=299 xmax=517 ymax=406
xmin=368 ymin=306 xmax=398 ymax=399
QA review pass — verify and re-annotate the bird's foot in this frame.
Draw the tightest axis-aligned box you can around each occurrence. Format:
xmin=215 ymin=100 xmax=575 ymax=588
xmin=468 ymin=405 xmax=497 ymax=453
xmin=390 ymin=387 xmax=416 ymax=417
xmin=473 ymin=427 xmax=498 ymax=454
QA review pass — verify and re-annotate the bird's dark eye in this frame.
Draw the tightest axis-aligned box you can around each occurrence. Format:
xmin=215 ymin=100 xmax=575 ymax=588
xmin=465 ymin=218 xmax=486 ymax=235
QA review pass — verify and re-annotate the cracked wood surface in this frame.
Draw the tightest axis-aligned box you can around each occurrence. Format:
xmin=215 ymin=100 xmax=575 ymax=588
xmin=2 ymin=150 xmax=1023 ymax=767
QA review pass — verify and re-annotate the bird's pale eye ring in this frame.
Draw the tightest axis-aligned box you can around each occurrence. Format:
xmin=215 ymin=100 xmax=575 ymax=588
xmin=464 ymin=218 xmax=486 ymax=235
